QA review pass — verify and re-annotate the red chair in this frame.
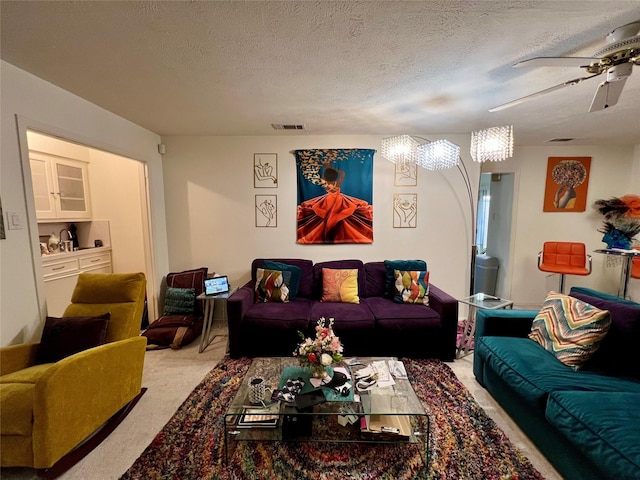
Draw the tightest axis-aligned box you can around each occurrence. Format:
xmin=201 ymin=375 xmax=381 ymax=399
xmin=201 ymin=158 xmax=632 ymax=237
xmin=538 ymin=241 xmax=592 ymax=293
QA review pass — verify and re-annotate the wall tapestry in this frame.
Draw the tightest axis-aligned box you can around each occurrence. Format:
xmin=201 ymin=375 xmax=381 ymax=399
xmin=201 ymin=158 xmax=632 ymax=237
xmin=255 ymin=194 xmax=277 ymax=227
xmin=295 ymin=149 xmax=374 ymax=244
xmin=254 ymin=153 xmax=278 ymax=187
xmin=393 ymin=193 xmax=417 ymax=228
xmin=543 ymin=157 xmax=591 ymax=212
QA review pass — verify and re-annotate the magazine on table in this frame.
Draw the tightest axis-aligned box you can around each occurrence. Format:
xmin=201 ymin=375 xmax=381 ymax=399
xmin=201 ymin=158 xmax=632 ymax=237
xmin=237 ymin=402 xmax=280 ymax=428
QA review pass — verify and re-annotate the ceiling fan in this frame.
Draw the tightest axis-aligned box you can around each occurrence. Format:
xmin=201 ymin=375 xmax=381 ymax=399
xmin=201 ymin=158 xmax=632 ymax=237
xmin=490 ymin=20 xmax=640 ymax=113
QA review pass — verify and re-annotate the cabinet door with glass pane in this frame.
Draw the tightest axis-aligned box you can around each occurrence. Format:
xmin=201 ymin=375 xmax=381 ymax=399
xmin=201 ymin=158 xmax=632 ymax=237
xmin=30 ymin=152 xmax=92 ymax=221
xmin=51 ymin=157 xmax=91 ymax=219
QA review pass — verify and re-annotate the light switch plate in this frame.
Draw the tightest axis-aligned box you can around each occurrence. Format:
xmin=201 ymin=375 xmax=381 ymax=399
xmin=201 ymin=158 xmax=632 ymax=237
xmin=7 ymin=211 xmax=22 ymax=230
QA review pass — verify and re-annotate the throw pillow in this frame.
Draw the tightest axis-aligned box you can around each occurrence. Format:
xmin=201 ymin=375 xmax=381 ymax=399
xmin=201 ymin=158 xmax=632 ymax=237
xmin=321 ymin=268 xmax=359 ymax=304
xmin=383 ymin=260 xmax=427 ymax=298
xmin=528 ymin=292 xmax=611 ymax=368
xmin=255 ymin=268 xmax=291 ymax=303
xmin=163 ymin=287 xmax=196 ymax=315
xmin=36 ymin=313 xmax=111 ymax=364
xmin=166 ymin=267 xmax=208 ymax=316
xmin=263 ymin=260 xmax=301 ymax=300
xmin=394 ymin=270 xmax=430 ymax=305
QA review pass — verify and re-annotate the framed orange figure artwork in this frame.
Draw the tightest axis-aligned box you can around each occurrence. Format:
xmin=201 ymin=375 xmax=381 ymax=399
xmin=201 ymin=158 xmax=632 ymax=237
xmin=543 ymin=157 xmax=591 ymax=212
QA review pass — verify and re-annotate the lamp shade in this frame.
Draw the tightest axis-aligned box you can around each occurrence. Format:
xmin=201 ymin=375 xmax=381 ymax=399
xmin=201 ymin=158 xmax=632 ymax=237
xmin=470 ymin=125 xmax=514 ymax=163
xmin=417 ymin=139 xmax=460 ymax=170
xmin=381 ymin=135 xmax=419 ymax=166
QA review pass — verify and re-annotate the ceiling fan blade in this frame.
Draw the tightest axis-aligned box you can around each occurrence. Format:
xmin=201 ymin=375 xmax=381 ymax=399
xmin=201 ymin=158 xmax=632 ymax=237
xmin=489 ymin=73 xmax=602 ymax=112
xmin=589 ymin=77 xmax=628 ymax=111
xmin=514 ymin=57 xmax=600 ymax=68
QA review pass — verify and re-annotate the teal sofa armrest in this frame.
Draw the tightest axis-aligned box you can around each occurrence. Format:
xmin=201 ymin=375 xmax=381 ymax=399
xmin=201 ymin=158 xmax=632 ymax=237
xmin=473 ymin=309 xmax=538 ymax=384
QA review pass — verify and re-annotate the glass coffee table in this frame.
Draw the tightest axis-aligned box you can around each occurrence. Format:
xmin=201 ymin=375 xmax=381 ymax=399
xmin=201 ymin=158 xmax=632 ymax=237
xmin=224 ymin=357 xmax=429 ymax=469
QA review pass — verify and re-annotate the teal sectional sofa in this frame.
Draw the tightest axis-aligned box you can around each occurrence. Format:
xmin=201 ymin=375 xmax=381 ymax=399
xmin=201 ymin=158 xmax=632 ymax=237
xmin=473 ymin=287 xmax=640 ymax=480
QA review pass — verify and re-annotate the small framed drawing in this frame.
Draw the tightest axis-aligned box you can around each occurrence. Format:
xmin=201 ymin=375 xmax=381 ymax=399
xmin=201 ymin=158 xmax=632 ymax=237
xmin=254 ymin=153 xmax=278 ymax=188
xmin=393 ymin=193 xmax=417 ymax=228
xmin=255 ymin=195 xmax=277 ymax=227
xmin=394 ymin=161 xmax=417 ymax=186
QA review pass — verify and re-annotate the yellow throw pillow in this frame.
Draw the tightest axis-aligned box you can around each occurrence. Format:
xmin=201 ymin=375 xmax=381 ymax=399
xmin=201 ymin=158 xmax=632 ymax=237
xmin=321 ymin=268 xmax=359 ymax=304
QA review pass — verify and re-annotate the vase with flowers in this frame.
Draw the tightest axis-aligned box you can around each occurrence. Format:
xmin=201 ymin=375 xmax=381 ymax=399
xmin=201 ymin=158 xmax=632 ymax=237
xmin=294 ymin=317 xmax=344 ymax=379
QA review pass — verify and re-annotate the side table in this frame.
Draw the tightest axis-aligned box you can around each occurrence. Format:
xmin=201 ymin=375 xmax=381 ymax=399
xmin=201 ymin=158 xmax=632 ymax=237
xmin=457 ymin=293 xmax=513 ymax=358
xmin=197 ymin=288 xmax=236 ymax=353
xmin=594 ymin=249 xmax=640 ymax=299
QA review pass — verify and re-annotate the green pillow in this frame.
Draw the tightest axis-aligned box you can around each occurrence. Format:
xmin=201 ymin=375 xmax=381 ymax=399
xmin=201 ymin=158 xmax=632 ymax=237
xmin=163 ymin=287 xmax=196 ymax=315
xmin=263 ymin=260 xmax=301 ymax=300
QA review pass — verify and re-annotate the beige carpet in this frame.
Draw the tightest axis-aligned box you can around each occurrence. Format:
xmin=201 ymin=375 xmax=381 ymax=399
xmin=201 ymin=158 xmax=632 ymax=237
xmin=1 ymin=336 xmax=561 ymax=480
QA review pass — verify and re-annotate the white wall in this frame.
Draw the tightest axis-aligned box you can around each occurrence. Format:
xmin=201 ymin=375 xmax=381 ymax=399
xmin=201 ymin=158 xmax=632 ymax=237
xmin=161 ymin=134 xmax=480 ymax=300
xmin=484 ymin=144 xmax=640 ymax=306
xmin=162 ymin=138 xmax=640 ymax=309
xmin=0 ymin=61 xmax=169 ymax=346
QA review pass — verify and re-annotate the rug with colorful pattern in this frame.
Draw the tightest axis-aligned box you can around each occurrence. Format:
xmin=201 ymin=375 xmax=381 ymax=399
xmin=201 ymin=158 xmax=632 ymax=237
xmin=120 ymin=357 xmax=543 ymax=480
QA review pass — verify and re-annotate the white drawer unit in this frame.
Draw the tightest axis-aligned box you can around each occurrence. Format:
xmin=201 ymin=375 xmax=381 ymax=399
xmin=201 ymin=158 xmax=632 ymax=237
xmin=42 ymin=258 xmax=80 ymax=279
xmin=79 ymin=252 xmax=111 ymax=269
xmin=42 ymin=248 xmax=112 ymax=316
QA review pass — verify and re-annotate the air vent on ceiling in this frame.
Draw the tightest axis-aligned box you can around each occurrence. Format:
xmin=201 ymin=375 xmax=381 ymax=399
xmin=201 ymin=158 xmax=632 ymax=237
xmin=547 ymin=138 xmax=575 ymax=143
xmin=271 ymin=124 xmax=306 ymax=130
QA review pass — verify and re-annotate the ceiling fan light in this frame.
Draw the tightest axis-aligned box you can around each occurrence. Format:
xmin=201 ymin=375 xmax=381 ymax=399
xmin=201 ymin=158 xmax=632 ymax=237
xmin=470 ymin=125 xmax=514 ymax=163
xmin=417 ymin=139 xmax=460 ymax=170
xmin=381 ymin=135 xmax=419 ymax=166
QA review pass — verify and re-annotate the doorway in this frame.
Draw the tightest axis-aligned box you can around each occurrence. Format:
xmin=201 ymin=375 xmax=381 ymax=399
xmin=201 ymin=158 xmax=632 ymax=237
xmin=476 ymin=172 xmax=515 ymax=298
xmin=19 ymin=127 xmax=158 ymax=321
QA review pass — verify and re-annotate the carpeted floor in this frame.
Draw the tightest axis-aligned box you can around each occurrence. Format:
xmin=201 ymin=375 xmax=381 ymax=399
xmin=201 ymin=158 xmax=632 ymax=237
xmin=120 ymin=357 xmax=543 ymax=480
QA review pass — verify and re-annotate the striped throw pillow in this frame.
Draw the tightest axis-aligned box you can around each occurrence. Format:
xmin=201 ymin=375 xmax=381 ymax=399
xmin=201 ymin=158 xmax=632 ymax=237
xmin=529 ymin=292 xmax=611 ymax=368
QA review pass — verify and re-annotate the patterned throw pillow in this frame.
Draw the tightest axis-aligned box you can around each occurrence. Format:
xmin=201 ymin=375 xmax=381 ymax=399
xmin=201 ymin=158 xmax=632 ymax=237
xmin=255 ymin=268 xmax=291 ymax=303
xmin=528 ymin=292 xmax=611 ymax=368
xmin=384 ymin=260 xmax=427 ymax=297
xmin=321 ymin=268 xmax=359 ymax=304
xmin=394 ymin=270 xmax=430 ymax=305
xmin=263 ymin=260 xmax=301 ymax=300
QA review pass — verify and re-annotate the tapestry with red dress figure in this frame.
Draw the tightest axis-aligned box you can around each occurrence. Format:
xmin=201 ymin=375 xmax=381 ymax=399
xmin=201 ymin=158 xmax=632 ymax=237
xmin=295 ymin=149 xmax=374 ymax=244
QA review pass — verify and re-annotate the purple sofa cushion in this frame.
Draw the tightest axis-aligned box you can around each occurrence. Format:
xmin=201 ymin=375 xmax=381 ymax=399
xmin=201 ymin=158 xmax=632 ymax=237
xmin=243 ymin=297 xmax=312 ymax=331
xmin=366 ymin=297 xmax=441 ymax=329
xmin=313 ymin=260 xmax=365 ymax=299
xmin=364 ymin=262 xmax=387 ymax=298
xmin=252 ymin=259 xmax=314 ymax=298
xmin=310 ymin=300 xmax=375 ymax=330
xmin=570 ymin=292 xmax=640 ymax=379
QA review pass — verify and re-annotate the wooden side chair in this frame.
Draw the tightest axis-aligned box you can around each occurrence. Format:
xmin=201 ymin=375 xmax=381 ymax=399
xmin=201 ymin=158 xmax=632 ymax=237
xmin=538 ymin=241 xmax=592 ymax=293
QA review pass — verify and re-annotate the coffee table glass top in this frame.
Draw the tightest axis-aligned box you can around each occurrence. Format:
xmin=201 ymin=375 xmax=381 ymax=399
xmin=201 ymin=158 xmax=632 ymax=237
xmin=226 ymin=356 xmax=426 ymax=417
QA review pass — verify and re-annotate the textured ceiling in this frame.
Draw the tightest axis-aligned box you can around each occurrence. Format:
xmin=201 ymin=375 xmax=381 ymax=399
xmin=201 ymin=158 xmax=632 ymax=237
xmin=1 ymin=1 xmax=640 ymax=146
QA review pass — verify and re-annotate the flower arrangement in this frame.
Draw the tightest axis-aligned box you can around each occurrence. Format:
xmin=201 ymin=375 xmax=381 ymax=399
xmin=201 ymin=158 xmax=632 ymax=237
xmin=593 ymin=194 xmax=640 ymax=249
xmin=294 ymin=317 xmax=343 ymax=378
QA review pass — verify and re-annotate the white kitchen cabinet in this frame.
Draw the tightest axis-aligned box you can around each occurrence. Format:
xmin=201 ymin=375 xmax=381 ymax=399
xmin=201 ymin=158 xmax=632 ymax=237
xmin=42 ymin=248 xmax=112 ymax=317
xmin=30 ymin=151 xmax=92 ymax=221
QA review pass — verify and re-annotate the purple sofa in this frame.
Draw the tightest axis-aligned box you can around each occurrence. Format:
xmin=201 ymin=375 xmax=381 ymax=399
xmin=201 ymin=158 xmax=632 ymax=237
xmin=227 ymin=259 xmax=459 ymax=360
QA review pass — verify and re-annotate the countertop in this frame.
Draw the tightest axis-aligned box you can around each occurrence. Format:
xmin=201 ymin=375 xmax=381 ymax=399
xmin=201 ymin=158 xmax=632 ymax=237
xmin=41 ymin=246 xmax=112 ymax=261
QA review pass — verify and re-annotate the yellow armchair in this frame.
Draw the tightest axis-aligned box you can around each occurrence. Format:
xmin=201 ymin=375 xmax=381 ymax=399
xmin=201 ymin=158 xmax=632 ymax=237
xmin=0 ymin=272 xmax=147 ymax=472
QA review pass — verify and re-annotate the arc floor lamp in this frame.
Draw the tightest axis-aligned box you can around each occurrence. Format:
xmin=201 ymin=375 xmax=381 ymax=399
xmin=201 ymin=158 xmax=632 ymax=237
xmin=381 ymin=126 xmax=514 ymax=296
